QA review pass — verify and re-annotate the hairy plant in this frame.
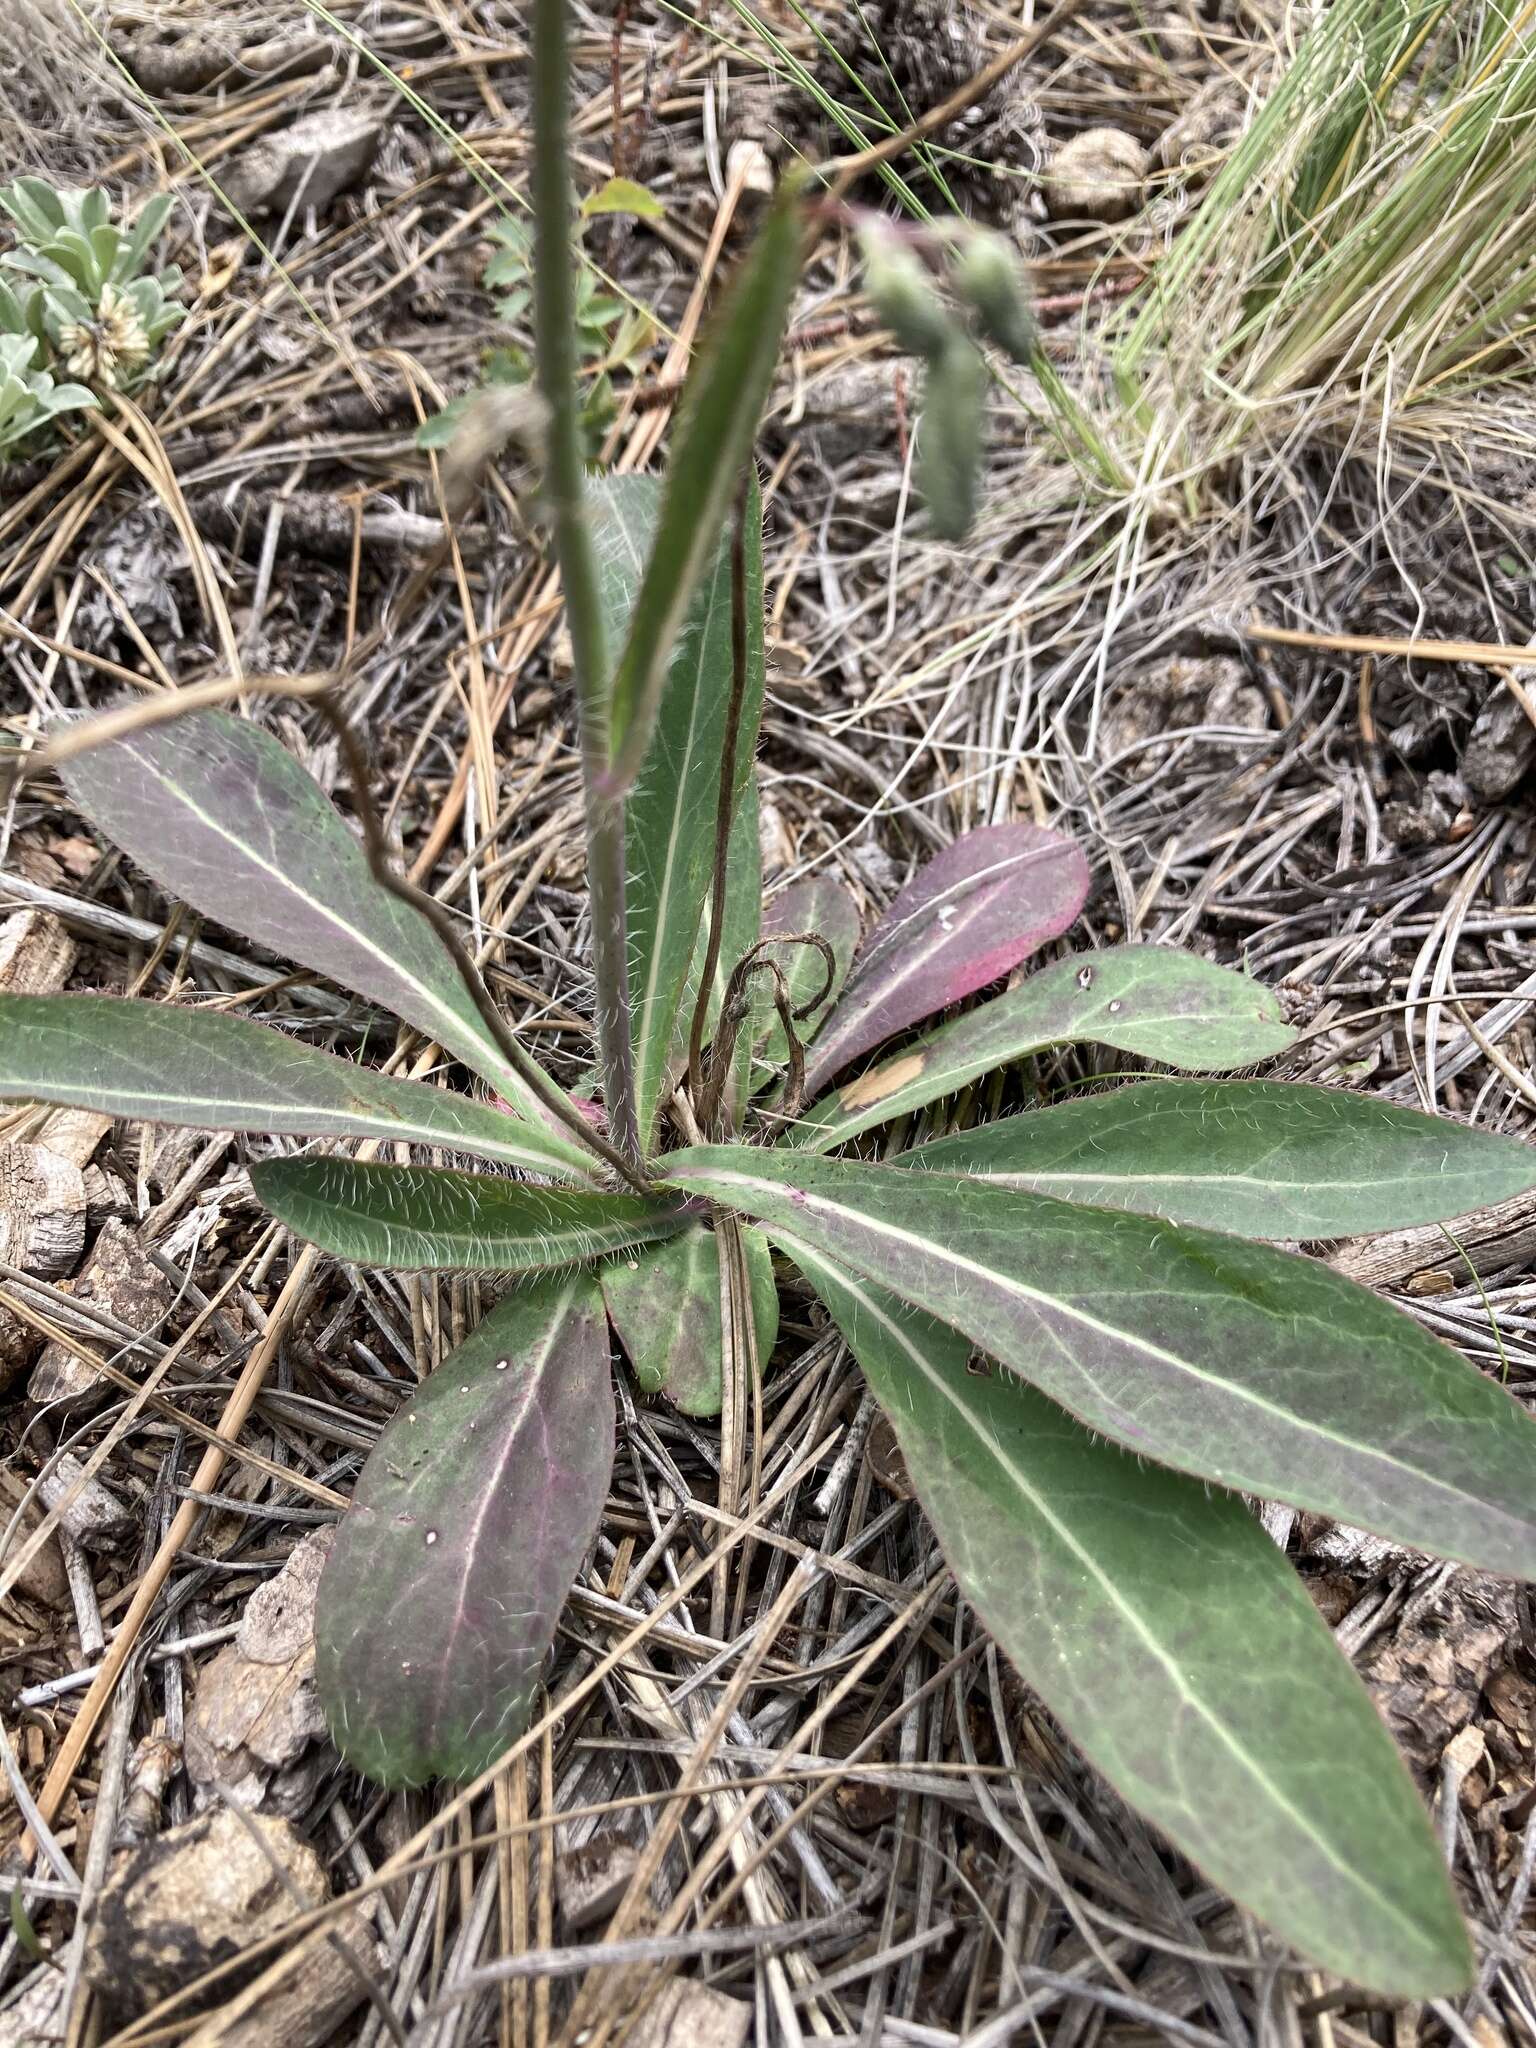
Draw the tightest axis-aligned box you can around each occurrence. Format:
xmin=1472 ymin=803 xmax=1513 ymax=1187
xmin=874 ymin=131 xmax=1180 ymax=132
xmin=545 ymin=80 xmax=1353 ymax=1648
xmin=0 ymin=177 xmax=183 ymax=461
xmin=7 ymin=0 xmax=1536 ymax=2002
xmin=0 ymin=329 xmax=93 ymax=455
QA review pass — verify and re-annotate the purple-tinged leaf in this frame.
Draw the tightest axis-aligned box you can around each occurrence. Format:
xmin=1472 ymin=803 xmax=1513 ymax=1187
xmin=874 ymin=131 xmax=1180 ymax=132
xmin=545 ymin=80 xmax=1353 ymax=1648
xmin=603 ymin=1222 xmax=777 ymax=1416
xmin=316 ymin=1274 xmax=612 ymax=1784
xmin=666 ymin=1146 xmax=1536 ymax=1579
xmin=249 ymin=1157 xmax=683 ymax=1272
xmin=801 ymin=825 xmax=1088 ymax=1098
xmin=0 ymin=994 xmax=586 ymax=1181
xmin=59 ymin=713 xmax=588 ymax=1170
xmin=794 ymin=1247 xmax=1471 ymax=1997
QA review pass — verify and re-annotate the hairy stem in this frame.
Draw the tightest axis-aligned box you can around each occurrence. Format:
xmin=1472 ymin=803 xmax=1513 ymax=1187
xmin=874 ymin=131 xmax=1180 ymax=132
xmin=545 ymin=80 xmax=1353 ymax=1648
xmin=686 ymin=474 xmax=752 ymax=1115
xmin=316 ymin=695 xmax=651 ymax=1192
xmin=531 ymin=0 xmax=641 ymax=1172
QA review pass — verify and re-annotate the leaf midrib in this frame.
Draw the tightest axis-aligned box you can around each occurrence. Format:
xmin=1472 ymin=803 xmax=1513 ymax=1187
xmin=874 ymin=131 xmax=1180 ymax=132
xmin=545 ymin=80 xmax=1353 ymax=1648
xmin=130 ymin=738 xmax=507 ymax=1087
xmin=787 ymin=1240 xmax=1439 ymax=1956
xmin=434 ymin=1283 xmax=578 ymax=1740
xmin=700 ymin=1163 xmax=1505 ymax=1532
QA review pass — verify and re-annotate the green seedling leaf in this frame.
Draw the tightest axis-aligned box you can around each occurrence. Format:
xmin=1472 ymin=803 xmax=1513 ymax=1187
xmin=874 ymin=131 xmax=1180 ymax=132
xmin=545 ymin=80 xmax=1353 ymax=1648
xmin=666 ymin=1147 xmax=1536 ymax=1578
xmin=317 ymin=1273 xmax=612 ymax=1784
xmin=754 ymin=874 xmax=862 ymax=1068
xmin=603 ymin=1222 xmax=777 ymax=1416
xmin=606 ymin=185 xmax=800 ymax=788
xmin=793 ymin=1245 xmax=1472 ymax=1998
xmin=60 ymin=713 xmax=588 ymax=1166
xmin=250 ymin=1157 xmax=682 ymax=1272
xmin=909 ymin=1079 xmax=1536 ymax=1238
xmin=581 ymin=176 xmax=665 ymax=220
xmin=0 ymin=177 xmax=67 ymax=243
xmin=416 ymin=395 xmax=472 ymax=450
xmin=794 ymin=945 xmax=1295 ymax=1150
xmin=801 ymin=825 xmax=1089 ymax=1100
xmin=590 ymin=474 xmax=766 ymax=1146
xmin=919 ymin=330 xmax=988 ymax=542
xmin=0 ymin=994 xmax=591 ymax=1182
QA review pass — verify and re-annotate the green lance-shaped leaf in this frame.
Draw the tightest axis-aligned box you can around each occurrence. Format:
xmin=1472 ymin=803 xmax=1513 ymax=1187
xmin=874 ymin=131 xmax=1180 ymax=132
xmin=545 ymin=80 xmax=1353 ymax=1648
xmin=657 ymin=778 xmax=764 ymax=1129
xmin=59 ymin=713 xmax=586 ymax=1167
xmin=908 ymin=1079 xmax=1536 ymax=1238
xmin=317 ymin=1273 xmax=613 ymax=1784
xmin=605 ymin=185 xmax=800 ymax=789
xmin=590 ymin=474 xmax=766 ymax=1146
xmin=0 ymin=995 xmax=594 ymax=1183
xmin=665 ymin=1147 xmax=1536 ymax=1579
xmin=603 ymin=1222 xmax=777 ymax=1416
xmin=791 ymin=1244 xmax=1471 ymax=1998
xmin=792 ymin=945 xmax=1295 ymax=1151
xmin=250 ymin=1157 xmax=683 ymax=1273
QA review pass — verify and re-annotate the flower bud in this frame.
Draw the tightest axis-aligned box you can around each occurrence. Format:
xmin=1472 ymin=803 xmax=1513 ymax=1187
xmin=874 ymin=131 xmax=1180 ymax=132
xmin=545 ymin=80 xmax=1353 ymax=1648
xmin=919 ymin=331 xmax=989 ymax=543
xmin=856 ymin=219 xmax=953 ymax=361
xmin=952 ymin=228 xmax=1036 ymax=365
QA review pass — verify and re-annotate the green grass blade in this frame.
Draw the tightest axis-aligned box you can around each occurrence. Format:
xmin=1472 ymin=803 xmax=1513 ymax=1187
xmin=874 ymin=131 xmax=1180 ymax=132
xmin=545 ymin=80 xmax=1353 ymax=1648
xmin=793 ymin=1243 xmax=1471 ymax=1997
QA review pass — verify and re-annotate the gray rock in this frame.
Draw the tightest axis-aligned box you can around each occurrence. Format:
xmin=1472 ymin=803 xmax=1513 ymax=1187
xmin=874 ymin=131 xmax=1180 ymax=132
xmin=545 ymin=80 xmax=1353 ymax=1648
xmin=1462 ymin=679 xmax=1536 ymax=799
xmin=223 ymin=107 xmax=384 ymax=218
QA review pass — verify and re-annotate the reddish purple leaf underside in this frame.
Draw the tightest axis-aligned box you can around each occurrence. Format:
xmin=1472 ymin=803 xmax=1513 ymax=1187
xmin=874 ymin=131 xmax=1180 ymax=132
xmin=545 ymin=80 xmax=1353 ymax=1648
xmin=315 ymin=1273 xmax=612 ymax=1786
xmin=802 ymin=823 xmax=1089 ymax=1096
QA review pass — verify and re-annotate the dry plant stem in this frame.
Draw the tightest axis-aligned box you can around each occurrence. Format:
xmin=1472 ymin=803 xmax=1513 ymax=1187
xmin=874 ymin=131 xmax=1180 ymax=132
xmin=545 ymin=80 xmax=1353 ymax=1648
xmin=686 ymin=474 xmax=752 ymax=1118
xmin=314 ymin=694 xmax=650 ymax=1191
xmin=1247 ymin=618 xmax=1536 ymax=674
xmin=18 ymin=1247 xmax=320 ymax=1864
xmin=532 ymin=0 xmax=640 ymax=1172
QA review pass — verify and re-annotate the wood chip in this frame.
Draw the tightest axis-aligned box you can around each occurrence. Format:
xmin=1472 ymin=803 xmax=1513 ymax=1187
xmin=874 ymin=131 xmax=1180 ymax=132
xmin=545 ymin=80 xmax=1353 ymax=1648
xmin=198 ymin=1905 xmax=385 ymax=2048
xmin=0 ymin=1470 xmax=71 ymax=1611
xmin=556 ymin=1834 xmax=641 ymax=1933
xmin=0 ymin=908 xmax=75 ymax=994
xmin=185 ymin=1532 xmax=332 ymax=1805
xmin=0 ymin=1140 xmax=87 ymax=1387
xmin=1328 ymin=1188 xmax=1536 ymax=1290
xmin=36 ymin=1450 xmax=132 ymax=1548
xmin=83 ymin=1807 xmax=336 ymax=2021
xmin=629 ymin=1980 xmax=752 ymax=2048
